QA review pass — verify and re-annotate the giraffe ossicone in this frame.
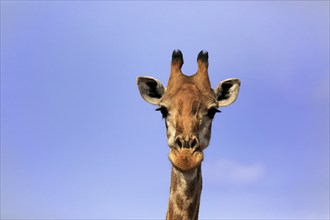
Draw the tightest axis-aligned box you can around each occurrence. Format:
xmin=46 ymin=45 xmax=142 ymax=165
xmin=137 ymin=50 xmax=240 ymax=220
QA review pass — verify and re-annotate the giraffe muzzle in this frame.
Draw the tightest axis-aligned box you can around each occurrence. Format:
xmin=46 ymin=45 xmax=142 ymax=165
xmin=169 ymin=135 xmax=203 ymax=172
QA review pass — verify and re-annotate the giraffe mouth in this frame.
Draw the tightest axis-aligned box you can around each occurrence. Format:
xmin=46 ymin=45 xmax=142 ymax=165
xmin=168 ymin=147 xmax=204 ymax=172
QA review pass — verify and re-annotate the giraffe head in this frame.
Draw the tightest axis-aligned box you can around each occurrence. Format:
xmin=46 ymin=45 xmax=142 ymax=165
xmin=137 ymin=50 xmax=240 ymax=172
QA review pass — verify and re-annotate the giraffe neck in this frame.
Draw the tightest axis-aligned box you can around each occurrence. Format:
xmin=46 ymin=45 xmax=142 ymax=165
xmin=166 ymin=165 xmax=202 ymax=220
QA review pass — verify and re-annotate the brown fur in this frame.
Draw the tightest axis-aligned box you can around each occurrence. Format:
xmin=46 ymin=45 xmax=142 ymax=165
xmin=166 ymin=166 xmax=202 ymax=220
xmin=176 ymin=195 xmax=184 ymax=211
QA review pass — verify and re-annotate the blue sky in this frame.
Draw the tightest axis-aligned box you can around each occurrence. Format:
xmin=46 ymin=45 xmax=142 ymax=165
xmin=1 ymin=1 xmax=329 ymax=219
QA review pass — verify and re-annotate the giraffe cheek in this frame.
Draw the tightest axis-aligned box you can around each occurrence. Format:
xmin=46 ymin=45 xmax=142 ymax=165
xmin=198 ymin=119 xmax=212 ymax=150
xmin=200 ymin=137 xmax=210 ymax=150
xmin=166 ymin=122 xmax=176 ymax=147
xmin=199 ymin=129 xmax=211 ymax=150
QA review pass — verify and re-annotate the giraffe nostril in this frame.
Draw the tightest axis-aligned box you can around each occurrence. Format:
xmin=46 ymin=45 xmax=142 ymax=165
xmin=175 ymin=136 xmax=184 ymax=149
xmin=191 ymin=139 xmax=197 ymax=148
xmin=190 ymin=137 xmax=200 ymax=149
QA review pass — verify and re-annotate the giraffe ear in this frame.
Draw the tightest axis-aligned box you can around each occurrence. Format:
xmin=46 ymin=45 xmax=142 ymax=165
xmin=214 ymin=78 xmax=241 ymax=107
xmin=137 ymin=76 xmax=166 ymax=105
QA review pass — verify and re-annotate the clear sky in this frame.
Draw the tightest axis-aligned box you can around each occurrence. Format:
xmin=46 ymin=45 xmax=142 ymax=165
xmin=1 ymin=1 xmax=329 ymax=219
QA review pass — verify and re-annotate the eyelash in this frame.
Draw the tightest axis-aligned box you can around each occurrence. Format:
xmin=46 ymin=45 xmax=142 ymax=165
xmin=156 ymin=107 xmax=168 ymax=119
xmin=207 ymin=107 xmax=221 ymax=119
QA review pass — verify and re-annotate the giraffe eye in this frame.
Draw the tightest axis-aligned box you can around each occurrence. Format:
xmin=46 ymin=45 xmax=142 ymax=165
xmin=156 ymin=107 xmax=168 ymax=119
xmin=207 ymin=107 xmax=221 ymax=119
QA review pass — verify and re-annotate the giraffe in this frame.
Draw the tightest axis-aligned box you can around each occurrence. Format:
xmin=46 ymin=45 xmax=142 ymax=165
xmin=137 ymin=50 xmax=240 ymax=220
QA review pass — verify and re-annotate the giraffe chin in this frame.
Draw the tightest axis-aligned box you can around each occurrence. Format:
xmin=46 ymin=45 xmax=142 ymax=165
xmin=168 ymin=148 xmax=204 ymax=172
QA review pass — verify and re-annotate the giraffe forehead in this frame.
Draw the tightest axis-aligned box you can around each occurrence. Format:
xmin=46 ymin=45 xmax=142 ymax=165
xmin=162 ymin=83 xmax=215 ymax=111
